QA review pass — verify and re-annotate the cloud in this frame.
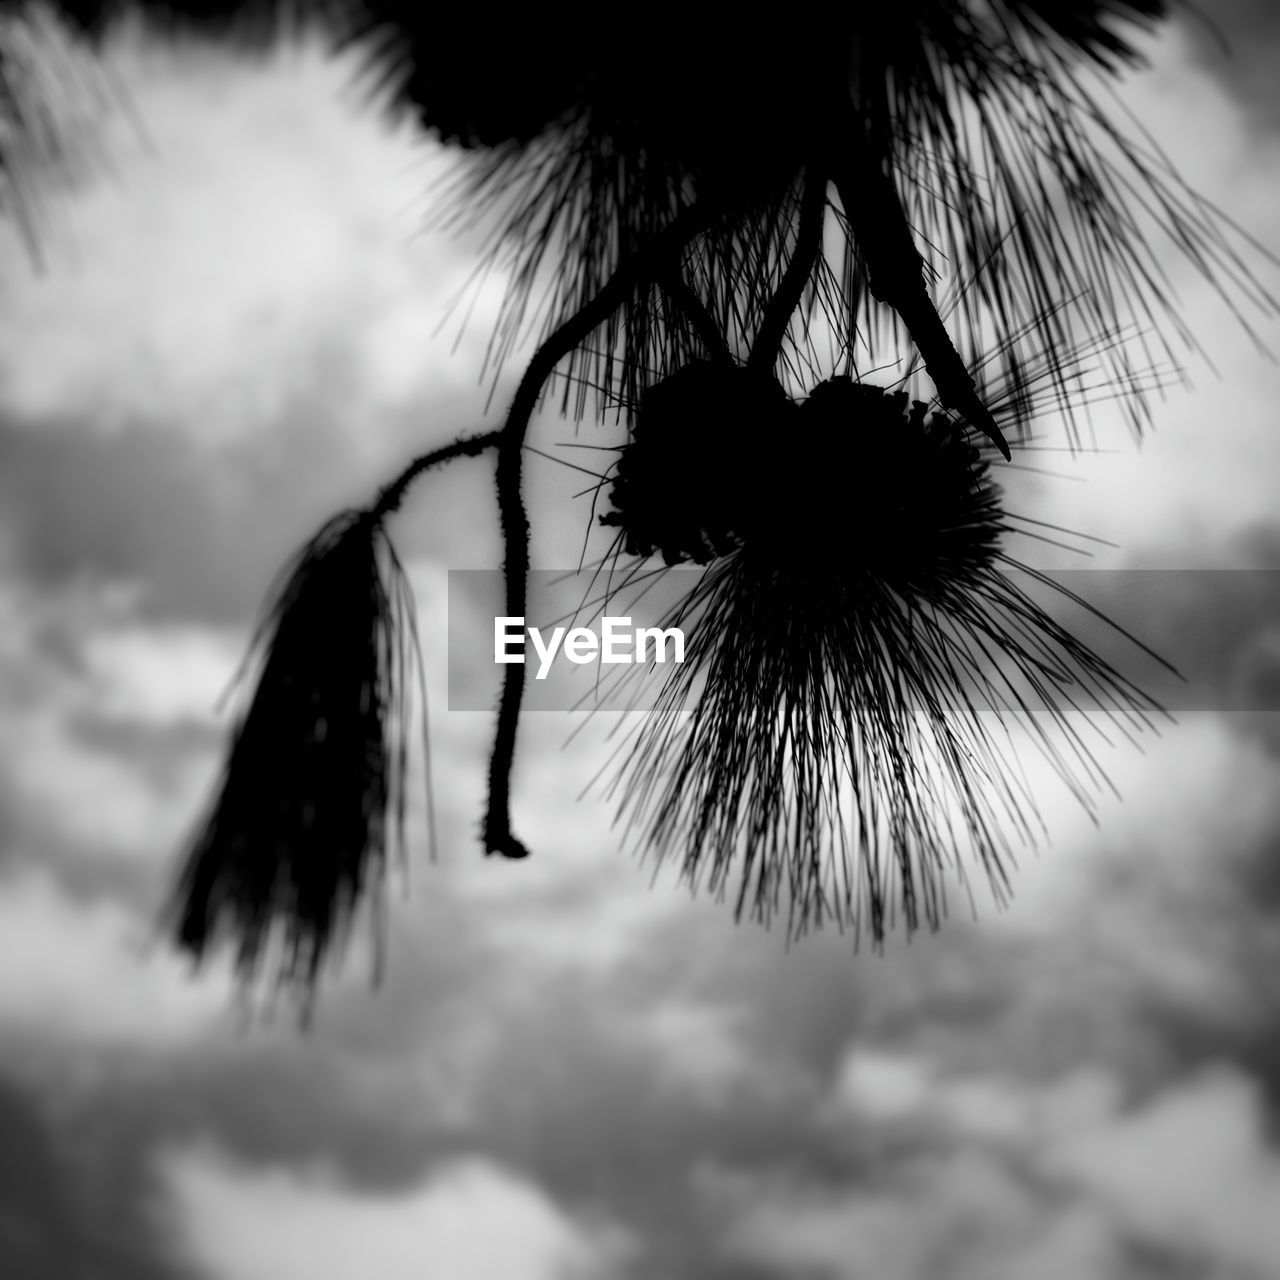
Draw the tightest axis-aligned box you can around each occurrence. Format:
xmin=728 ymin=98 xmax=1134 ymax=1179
xmin=156 ymin=1144 xmax=633 ymax=1280
xmin=0 ymin=1074 xmax=183 ymax=1280
xmin=0 ymin=585 xmax=235 ymax=866
xmin=4 ymin=709 xmax=207 ymax=863
xmin=0 ymin=403 xmax=444 ymax=624
xmin=1175 ymin=0 xmax=1280 ymax=132
xmin=74 ymin=622 xmax=239 ymax=724
xmin=0 ymin=867 xmax=232 ymax=1056
xmin=0 ymin=34 xmax=501 ymax=440
xmin=834 ymin=1050 xmax=1121 ymax=1147
xmin=600 ymin=998 xmax=759 ymax=1106
xmin=0 ymin=18 xmax=1277 ymax=1280
xmin=714 ymin=1057 xmax=1280 ymax=1279
xmin=1048 ymin=1067 xmax=1280 ymax=1273
xmin=986 ymin=24 xmax=1280 ymax=561
xmin=704 ymin=1148 xmax=1109 ymax=1280
xmin=978 ymin=715 xmax=1280 ymax=1038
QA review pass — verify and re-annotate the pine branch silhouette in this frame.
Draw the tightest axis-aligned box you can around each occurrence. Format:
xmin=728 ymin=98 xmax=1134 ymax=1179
xmin=3 ymin=2 xmax=1275 ymax=1004
xmin=597 ymin=375 xmax=1174 ymax=944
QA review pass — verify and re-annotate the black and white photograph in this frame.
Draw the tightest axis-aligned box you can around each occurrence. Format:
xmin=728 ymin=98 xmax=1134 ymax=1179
xmin=2 ymin=4 xmax=1280 ymax=1277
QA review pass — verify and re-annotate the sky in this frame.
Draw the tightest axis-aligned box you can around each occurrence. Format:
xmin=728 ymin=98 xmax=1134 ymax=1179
xmin=2 ymin=8 xmax=1280 ymax=1279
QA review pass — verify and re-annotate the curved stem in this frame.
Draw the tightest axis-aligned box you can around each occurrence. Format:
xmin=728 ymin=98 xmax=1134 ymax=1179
xmin=483 ymin=195 xmax=727 ymax=860
xmin=371 ymin=430 xmax=502 ymax=519
xmin=748 ymin=164 xmax=829 ymax=374
xmin=661 ymin=269 xmax=733 ymax=365
xmin=835 ymin=119 xmax=1011 ymax=459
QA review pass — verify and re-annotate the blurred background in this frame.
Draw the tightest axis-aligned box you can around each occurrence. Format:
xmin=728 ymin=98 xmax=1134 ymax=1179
xmin=2 ymin=5 xmax=1280 ymax=1277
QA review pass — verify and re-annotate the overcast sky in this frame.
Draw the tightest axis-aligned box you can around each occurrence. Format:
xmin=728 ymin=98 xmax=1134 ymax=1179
xmin=2 ymin=9 xmax=1280 ymax=1280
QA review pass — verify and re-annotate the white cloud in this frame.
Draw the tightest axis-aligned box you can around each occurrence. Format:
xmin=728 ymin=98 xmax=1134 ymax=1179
xmin=0 ymin=609 xmax=236 ymax=862
xmin=941 ymin=712 xmax=1280 ymax=1020
xmin=0 ymin=32 xmax=498 ymax=446
xmin=607 ymin=999 xmax=757 ymax=1103
xmin=438 ymin=707 xmax=700 ymax=967
xmin=711 ymin=1150 xmax=1068 ymax=1280
xmin=0 ymin=867 xmax=232 ymax=1053
xmin=721 ymin=1057 xmax=1280 ymax=1279
xmin=157 ymin=1145 xmax=633 ymax=1280
xmin=832 ymin=1049 xmax=936 ymax=1125
xmin=1014 ymin=23 xmax=1280 ymax=552
xmin=79 ymin=624 xmax=242 ymax=724
xmin=1048 ymin=1068 xmax=1280 ymax=1274
xmin=835 ymin=1049 xmax=1122 ymax=1146
xmin=1 ymin=710 xmax=206 ymax=856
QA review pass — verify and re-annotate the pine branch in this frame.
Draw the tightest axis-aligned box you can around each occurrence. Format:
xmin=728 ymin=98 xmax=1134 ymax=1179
xmin=747 ymin=163 xmax=828 ymax=375
xmin=482 ymin=194 xmax=729 ymax=860
xmin=371 ymin=429 xmax=501 ymax=518
xmin=660 ymin=268 xmax=733 ymax=366
xmin=835 ymin=110 xmax=1013 ymax=460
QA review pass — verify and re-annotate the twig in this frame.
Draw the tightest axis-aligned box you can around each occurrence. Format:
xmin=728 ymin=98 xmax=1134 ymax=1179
xmin=661 ymin=268 xmax=734 ymax=365
xmin=748 ymin=163 xmax=828 ymax=374
xmin=835 ymin=112 xmax=1012 ymax=459
xmin=482 ymin=195 xmax=728 ymax=860
xmin=372 ymin=430 xmax=503 ymax=519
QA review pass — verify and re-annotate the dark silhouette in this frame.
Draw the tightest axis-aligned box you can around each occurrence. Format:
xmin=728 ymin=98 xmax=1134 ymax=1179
xmin=3 ymin=2 xmax=1275 ymax=1004
xmin=170 ymin=510 xmax=427 ymax=991
xmin=600 ymin=361 xmax=1172 ymax=946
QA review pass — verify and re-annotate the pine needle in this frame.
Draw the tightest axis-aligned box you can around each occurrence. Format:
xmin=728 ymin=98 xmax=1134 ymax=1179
xmin=166 ymin=509 xmax=427 ymax=1001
